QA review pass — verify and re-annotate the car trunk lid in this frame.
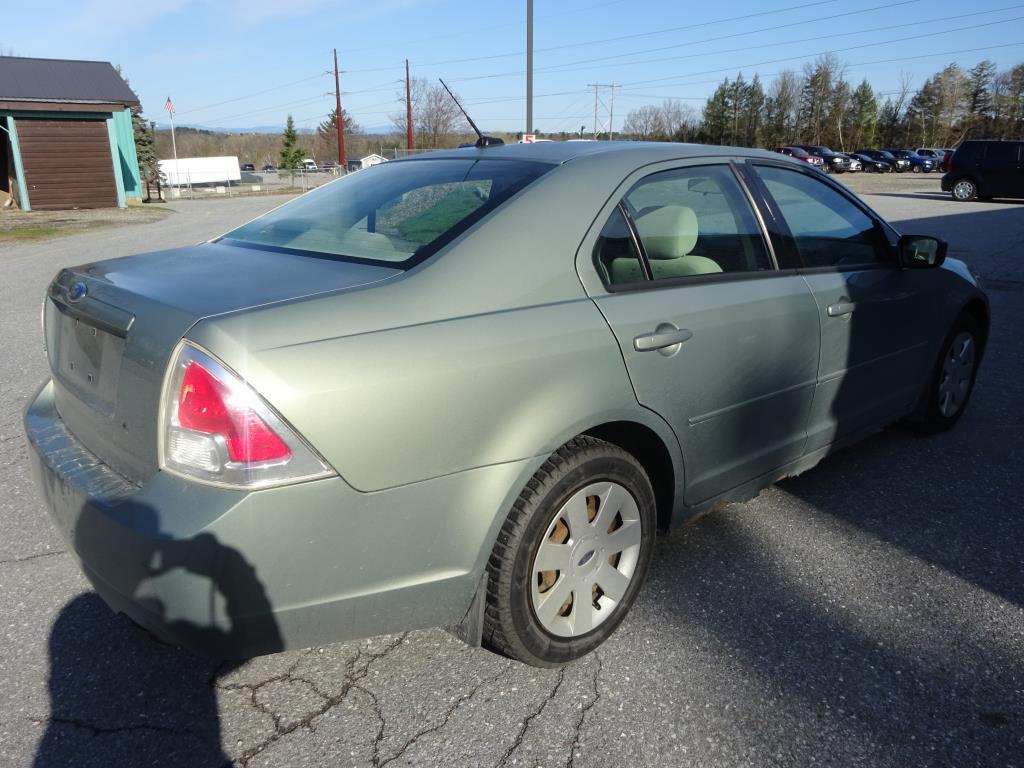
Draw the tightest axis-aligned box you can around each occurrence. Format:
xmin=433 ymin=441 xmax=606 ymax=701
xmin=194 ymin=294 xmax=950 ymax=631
xmin=45 ymin=241 xmax=401 ymax=484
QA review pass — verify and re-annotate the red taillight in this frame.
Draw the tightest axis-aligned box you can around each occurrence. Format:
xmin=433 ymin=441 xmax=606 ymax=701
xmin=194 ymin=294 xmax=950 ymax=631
xmin=178 ymin=362 xmax=291 ymax=463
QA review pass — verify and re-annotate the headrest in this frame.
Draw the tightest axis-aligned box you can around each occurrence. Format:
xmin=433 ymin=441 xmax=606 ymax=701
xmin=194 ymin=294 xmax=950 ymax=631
xmin=634 ymin=205 xmax=698 ymax=259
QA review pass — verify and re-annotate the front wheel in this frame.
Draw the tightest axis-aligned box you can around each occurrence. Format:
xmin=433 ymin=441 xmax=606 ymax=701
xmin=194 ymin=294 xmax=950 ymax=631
xmin=483 ymin=437 xmax=656 ymax=667
xmin=913 ymin=313 xmax=982 ymax=432
xmin=912 ymin=165 xmax=922 ymax=173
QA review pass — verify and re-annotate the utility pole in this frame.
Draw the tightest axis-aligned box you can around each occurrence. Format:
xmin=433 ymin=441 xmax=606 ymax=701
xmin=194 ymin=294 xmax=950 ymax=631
xmin=333 ymin=49 xmax=347 ymax=170
xmin=609 ymin=83 xmax=617 ymax=140
xmin=526 ymin=0 xmax=533 ymax=135
xmin=588 ymin=83 xmax=618 ymax=139
xmin=405 ymin=59 xmax=414 ymax=151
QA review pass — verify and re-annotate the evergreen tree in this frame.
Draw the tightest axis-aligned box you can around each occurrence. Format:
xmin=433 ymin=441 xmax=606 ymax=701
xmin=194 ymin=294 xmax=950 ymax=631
xmin=279 ymin=115 xmax=304 ymax=169
xmin=849 ymin=80 xmax=878 ymax=150
xmin=316 ymin=108 xmax=360 ymax=161
xmin=131 ymin=106 xmax=159 ymax=186
xmin=701 ymin=79 xmax=733 ymax=144
xmin=966 ymin=60 xmax=996 ymax=134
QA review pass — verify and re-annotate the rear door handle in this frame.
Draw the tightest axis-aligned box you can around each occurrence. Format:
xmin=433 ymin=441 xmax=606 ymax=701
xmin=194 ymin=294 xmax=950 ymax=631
xmin=633 ymin=328 xmax=693 ymax=352
xmin=826 ymin=302 xmax=856 ymax=317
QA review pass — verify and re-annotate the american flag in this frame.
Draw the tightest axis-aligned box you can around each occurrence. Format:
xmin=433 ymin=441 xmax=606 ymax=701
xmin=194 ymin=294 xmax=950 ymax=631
xmin=164 ymin=97 xmax=175 ymax=116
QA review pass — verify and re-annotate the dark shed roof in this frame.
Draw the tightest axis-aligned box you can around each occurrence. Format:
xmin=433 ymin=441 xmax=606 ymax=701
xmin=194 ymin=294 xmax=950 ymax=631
xmin=0 ymin=56 xmax=140 ymax=105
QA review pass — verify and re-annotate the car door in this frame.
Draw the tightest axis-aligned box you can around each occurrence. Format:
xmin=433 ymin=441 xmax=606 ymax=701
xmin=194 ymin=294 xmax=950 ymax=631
xmin=578 ymin=160 xmax=821 ymax=505
xmin=744 ymin=162 xmax=933 ymax=451
xmin=979 ymin=141 xmax=1021 ymax=197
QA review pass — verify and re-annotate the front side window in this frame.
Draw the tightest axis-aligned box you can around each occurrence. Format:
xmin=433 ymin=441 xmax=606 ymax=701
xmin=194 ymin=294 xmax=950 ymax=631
xmin=755 ymin=165 xmax=890 ymax=269
xmin=222 ymin=158 xmax=552 ymax=266
xmin=596 ymin=164 xmax=771 ymax=285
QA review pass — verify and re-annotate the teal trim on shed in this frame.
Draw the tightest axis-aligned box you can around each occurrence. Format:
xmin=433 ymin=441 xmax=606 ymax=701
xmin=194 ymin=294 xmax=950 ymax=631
xmin=0 ymin=108 xmax=137 ymax=209
xmin=105 ymin=117 xmax=127 ymax=208
xmin=111 ymin=109 xmax=142 ymax=200
xmin=5 ymin=117 xmax=31 ymax=211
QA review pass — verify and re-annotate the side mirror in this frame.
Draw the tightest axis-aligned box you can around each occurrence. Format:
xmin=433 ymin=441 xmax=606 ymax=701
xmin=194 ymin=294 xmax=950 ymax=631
xmin=898 ymin=234 xmax=947 ymax=268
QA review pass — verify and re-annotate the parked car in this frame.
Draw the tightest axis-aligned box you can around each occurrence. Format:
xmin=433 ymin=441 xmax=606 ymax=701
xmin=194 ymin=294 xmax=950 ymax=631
xmin=794 ymin=145 xmax=851 ymax=173
xmin=942 ymin=138 xmax=1024 ymax=201
xmin=262 ymin=164 xmax=277 ymax=173
xmin=913 ymin=148 xmax=950 ymax=169
xmin=856 ymin=149 xmax=910 ymax=173
xmin=852 ymin=152 xmax=893 ymax=173
xmin=773 ymin=145 xmax=825 ymax=170
xmin=320 ymin=161 xmax=338 ymax=174
xmin=882 ymin=149 xmax=935 ymax=173
xmin=302 ymin=158 xmax=319 ymax=172
xmin=240 ymin=163 xmax=256 ymax=172
xmin=840 ymin=153 xmax=862 ymax=172
xmin=25 ymin=143 xmax=988 ymax=667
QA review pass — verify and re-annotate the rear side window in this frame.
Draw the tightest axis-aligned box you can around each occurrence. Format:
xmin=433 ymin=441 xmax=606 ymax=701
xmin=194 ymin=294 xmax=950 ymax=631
xmin=222 ymin=158 xmax=552 ymax=267
xmin=755 ymin=165 xmax=890 ymax=269
xmin=986 ymin=142 xmax=1019 ymax=164
xmin=593 ymin=207 xmax=644 ymax=285
xmin=619 ymin=164 xmax=772 ymax=282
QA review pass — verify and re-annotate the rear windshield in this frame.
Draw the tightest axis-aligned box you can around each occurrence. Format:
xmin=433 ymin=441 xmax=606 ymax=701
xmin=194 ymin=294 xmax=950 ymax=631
xmin=221 ymin=158 xmax=552 ymax=267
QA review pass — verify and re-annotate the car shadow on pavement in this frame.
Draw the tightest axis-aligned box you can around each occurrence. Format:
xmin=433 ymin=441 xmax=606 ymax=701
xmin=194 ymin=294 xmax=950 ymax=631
xmin=33 ymin=501 xmax=283 ymax=768
xmin=870 ymin=192 xmax=1024 ymax=205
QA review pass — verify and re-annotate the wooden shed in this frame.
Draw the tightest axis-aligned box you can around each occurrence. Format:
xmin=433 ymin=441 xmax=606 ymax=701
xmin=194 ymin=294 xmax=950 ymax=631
xmin=1 ymin=56 xmax=142 ymax=210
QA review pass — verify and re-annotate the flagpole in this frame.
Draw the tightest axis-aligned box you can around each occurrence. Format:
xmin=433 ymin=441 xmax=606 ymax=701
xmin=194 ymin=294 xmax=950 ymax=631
xmin=167 ymin=98 xmax=179 ymax=193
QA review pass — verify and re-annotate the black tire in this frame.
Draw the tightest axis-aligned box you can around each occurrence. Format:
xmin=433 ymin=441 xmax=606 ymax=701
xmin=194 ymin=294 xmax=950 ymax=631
xmin=483 ymin=436 xmax=656 ymax=667
xmin=911 ymin=313 xmax=982 ymax=433
xmin=951 ymin=178 xmax=978 ymax=201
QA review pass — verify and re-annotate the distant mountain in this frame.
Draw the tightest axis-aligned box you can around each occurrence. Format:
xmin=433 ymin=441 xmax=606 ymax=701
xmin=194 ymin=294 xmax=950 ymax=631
xmin=160 ymin=123 xmax=397 ymax=135
xmin=166 ymin=123 xmax=316 ymax=135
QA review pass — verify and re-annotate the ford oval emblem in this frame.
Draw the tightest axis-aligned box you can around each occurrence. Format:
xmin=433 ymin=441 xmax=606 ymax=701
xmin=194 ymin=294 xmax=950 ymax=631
xmin=68 ymin=282 xmax=88 ymax=303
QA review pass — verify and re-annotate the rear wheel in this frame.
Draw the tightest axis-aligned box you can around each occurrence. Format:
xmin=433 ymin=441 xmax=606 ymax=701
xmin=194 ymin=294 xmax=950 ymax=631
xmin=952 ymin=178 xmax=977 ymax=201
xmin=483 ymin=437 xmax=656 ymax=667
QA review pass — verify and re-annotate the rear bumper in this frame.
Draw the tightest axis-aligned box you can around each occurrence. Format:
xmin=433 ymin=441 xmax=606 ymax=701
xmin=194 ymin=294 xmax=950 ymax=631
xmin=25 ymin=380 xmax=540 ymax=658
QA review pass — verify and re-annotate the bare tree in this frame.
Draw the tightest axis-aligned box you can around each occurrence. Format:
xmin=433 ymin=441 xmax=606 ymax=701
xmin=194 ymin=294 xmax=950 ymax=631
xmin=391 ymin=77 xmax=469 ymax=149
xmin=660 ymin=99 xmax=697 ymax=140
xmin=622 ymin=105 xmax=665 ymax=139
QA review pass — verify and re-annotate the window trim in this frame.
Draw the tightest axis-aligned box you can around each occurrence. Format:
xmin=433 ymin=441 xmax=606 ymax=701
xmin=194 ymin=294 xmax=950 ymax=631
xmin=744 ymin=159 xmax=900 ymax=273
xmin=593 ymin=160 xmax=780 ymax=292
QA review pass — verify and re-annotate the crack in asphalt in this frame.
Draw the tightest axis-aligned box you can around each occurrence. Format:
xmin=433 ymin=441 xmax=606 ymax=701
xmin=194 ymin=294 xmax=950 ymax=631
xmin=230 ymin=634 xmax=408 ymax=767
xmin=0 ymin=549 xmax=66 ymax=566
xmin=494 ymin=667 xmax=567 ymax=768
xmin=565 ymin=654 xmax=603 ymax=768
xmin=28 ymin=715 xmax=192 ymax=738
xmin=358 ymin=684 xmax=386 ymax=767
xmin=376 ymin=663 xmax=514 ymax=768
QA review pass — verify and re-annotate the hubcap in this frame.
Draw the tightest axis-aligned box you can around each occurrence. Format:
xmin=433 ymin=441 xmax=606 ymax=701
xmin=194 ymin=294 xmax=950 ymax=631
xmin=530 ymin=481 xmax=642 ymax=638
xmin=937 ymin=331 xmax=975 ymax=418
xmin=954 ymin=181 xmax=974 ymax=200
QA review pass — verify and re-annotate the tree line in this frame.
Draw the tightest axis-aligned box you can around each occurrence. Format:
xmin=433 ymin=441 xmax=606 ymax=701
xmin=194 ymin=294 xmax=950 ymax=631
xmin=623 ymin=55 xmax=1024 ymax=150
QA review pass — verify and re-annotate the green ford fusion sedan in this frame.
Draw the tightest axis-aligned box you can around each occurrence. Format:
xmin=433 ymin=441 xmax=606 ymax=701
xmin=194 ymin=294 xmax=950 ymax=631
xmin=25 ymin=142 xmax=988 ymax=667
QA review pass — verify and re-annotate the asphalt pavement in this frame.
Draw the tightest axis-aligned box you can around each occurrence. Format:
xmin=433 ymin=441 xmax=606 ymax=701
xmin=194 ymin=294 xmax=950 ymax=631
xmin=0 ymin=182 xmax=1021 ymax=767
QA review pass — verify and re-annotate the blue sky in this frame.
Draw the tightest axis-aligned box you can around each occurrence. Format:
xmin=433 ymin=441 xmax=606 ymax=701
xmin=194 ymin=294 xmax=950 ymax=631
xmin=4 ymin=0 xmax=1024 ymax=134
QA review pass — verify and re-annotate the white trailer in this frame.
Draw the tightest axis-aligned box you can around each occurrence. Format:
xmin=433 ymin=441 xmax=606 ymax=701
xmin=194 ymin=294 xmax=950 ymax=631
xmin=158 ymin=156 xmax=241 ymax=186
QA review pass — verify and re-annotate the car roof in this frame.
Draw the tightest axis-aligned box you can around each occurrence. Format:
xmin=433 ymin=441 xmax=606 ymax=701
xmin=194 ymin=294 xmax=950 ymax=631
xmin=393 ymin=140 xmax=785 ymax=166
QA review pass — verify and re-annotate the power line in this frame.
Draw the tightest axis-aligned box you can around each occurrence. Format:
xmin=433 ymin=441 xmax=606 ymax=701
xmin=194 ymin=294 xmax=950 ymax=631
xmin=530 ymin=4 xmax=1024 ymax=77
xmin=174 ymin=73 xmax=329 ymax=117
xmin=445 ymin=6 xmax=1023 ymax=83
xmin=341 ymin=0 xmax=842 ymax=74
xmin=617 ymin=22 xmax=1024 ymax=89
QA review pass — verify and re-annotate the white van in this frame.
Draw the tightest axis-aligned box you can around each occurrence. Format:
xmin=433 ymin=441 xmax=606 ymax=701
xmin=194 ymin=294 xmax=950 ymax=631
xmin=302 ymin=159 xmax=318 ymax=172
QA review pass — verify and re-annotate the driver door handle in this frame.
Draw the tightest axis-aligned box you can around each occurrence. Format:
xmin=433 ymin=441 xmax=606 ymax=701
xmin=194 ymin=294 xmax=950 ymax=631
xmin=634 ymin=328 xmax=693 ymax=352
xmin=826 ymin=301 xmax=857 ymax=317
